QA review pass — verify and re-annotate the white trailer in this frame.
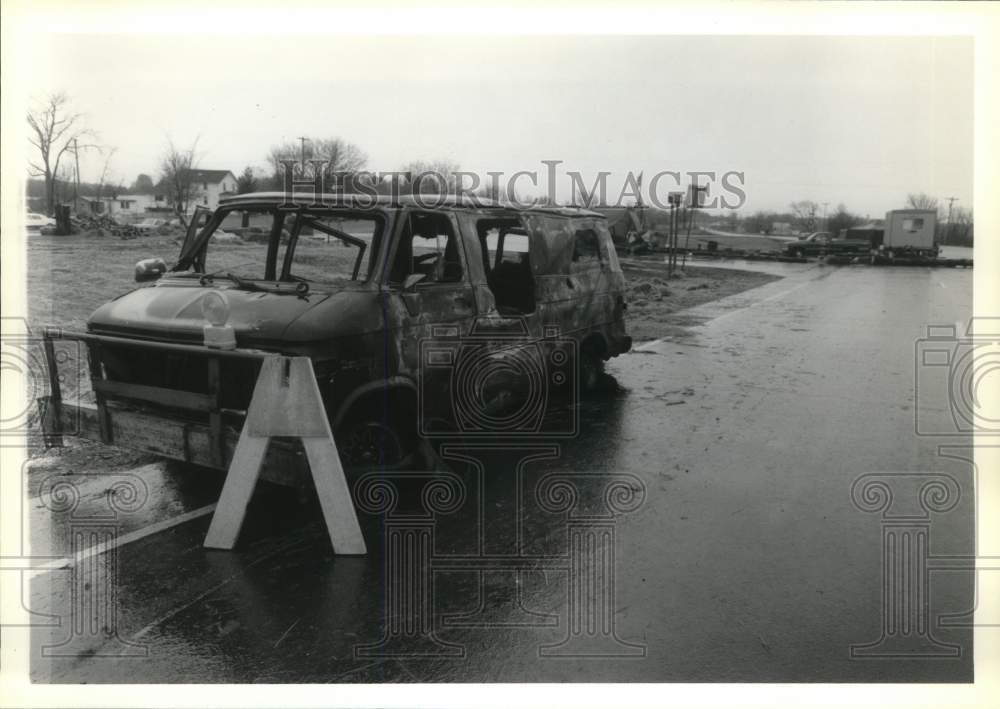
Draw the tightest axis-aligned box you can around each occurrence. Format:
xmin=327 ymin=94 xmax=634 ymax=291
xmin=882 ymin=209 xmax=938 ymax=255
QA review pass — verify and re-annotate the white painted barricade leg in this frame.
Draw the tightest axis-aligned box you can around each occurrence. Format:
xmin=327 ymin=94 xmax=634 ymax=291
xmin=204 ymin=356 xmax=366 ymax=554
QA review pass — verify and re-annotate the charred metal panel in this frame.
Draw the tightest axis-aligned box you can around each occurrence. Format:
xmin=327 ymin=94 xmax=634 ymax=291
xmin=522 ymin=213 xmax=576 ymax=276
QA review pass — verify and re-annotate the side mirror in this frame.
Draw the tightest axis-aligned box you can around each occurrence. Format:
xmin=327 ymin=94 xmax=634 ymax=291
xmin=135 ymin=257 xmax=167 ymax=283
xmin=402 ymin=273 xmax=426 ymax=292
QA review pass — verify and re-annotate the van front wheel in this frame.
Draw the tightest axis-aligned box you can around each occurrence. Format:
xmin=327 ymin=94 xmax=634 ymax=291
xmin=336 ymin=402 xmax=418 ymax=471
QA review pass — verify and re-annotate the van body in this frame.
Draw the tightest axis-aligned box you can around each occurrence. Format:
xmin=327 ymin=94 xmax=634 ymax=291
xmin=44 ymin=192 xmax=631 ymax=476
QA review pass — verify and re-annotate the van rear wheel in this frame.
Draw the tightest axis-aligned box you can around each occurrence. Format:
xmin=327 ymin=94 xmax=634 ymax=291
xmin=578 ymin=342 xmax=605 ymax=393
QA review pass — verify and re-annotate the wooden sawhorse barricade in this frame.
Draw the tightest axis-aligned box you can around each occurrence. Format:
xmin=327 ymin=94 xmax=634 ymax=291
xmin=205 ymin=355 xmax=365 ymax=554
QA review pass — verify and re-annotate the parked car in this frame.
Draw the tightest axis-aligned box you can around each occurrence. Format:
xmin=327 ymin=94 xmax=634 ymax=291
xmin=133 ymin=217 xmax=168 ymax=232
xmin=24 ymin=211 xmax=56 ymax=232
xmin=785 ymin=231 xmax=872 ymax=257
xmin=40 ymin=192 xmax=631 ymax=480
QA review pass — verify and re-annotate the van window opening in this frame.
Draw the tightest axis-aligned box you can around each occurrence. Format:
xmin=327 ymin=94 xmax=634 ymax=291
xmin=184 ymin=207 xmax=383 ymax=288
xmin=388 ymin=211 xmax=464 ymax=286
xmin=477 ymin=217 xmax=535 ymax=315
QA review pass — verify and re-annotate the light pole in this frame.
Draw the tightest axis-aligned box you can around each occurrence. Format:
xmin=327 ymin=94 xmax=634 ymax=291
xmin=821 ymin=202 xmax=829 ymax=232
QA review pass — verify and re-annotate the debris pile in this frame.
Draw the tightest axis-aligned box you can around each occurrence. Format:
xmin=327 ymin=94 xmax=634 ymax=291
xmin=626 ymin=278 xmax=673 ymax=308
xmin=65 ymin=214 xmax=147 ymax=239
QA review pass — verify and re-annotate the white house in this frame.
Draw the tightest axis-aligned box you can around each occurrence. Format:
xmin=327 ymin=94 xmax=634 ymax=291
xmin=184 ymin=169 xmax=238 ymax=210
xmin=153 ymin=169 xmax=238 ymax=214
xmin=103 ymin=194 xmax=158 ymax=218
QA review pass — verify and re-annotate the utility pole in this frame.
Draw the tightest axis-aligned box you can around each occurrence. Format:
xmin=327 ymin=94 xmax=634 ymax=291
xmin=946 ymin=196 xmax=957 ymax=223
xmin=821 ymin=202 xmax=829 ymax=231
xmin=681 ymin=184 xmax=705 ymax=269
xmin=636 ymin=171 xmax=645 ymax=233
xmin=945 ymin=197 xmax=958 ymax=245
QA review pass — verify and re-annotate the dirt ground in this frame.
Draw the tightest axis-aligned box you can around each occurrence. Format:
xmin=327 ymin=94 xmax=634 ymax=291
xmin=620 ymin=256 xmax=782 ymax=342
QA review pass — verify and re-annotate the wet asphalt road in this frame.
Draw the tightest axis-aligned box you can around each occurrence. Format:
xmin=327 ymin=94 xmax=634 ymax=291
xmin=27 ymin=259 xmax=975 ymax=682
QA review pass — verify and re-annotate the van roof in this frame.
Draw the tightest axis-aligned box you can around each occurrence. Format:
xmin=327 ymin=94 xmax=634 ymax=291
xmin=218 ymin=191 xmax=606 ymax=218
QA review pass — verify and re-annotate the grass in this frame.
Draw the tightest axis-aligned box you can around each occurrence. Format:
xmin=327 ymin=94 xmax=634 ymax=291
xmin=28 ymin=232 xmax=188 ymax=332
xmin=26 ymin=232 xmax=368 ymax=332
xmin=619 ymin=257 xmax=782 ymax=342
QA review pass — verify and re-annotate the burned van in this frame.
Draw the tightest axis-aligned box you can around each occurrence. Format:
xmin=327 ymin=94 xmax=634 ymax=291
xmin=40 ymin=192 xmax=631 ymax=480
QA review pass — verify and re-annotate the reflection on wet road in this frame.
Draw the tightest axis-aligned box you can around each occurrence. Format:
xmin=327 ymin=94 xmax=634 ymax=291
xmin=29 ymin=260 xmax=975 ymax=682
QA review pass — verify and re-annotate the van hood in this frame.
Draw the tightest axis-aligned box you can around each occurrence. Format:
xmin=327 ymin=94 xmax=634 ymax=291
xmin=87 ymin=280 xmax=376 ymax=346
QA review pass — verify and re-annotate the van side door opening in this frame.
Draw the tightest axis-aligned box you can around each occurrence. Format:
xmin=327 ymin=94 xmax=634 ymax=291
xmin=476 ymin=217 xmax=536 ymax=314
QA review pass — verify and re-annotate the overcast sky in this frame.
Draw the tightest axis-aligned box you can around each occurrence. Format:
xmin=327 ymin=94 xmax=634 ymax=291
xmin=27 ymin=34 xmax=972 ymax=216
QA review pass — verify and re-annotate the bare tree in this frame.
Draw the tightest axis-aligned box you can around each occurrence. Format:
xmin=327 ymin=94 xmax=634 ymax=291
xmin=159 ymin=137 xmax=201 ymax=225
xmin=399 ymin=159 xmax=461 ymax=194
xmin=54 ymin=164 xmax=75 ymax=206
xmin=789 ymin=200 xmax=820 ymax=233
xmin=314 ymin=138 xmax=367 ymax=177
xmin=906 ymin=192 xmax=939 ymax=211
xmin=95 ymin=147 xmax=118 ymax=202
xmin=267 ymin=136 xmax=368 ymax=188
xmin=827 ymin=203 xmax=862 ymax=238
xmin=945 ymin=206 xmax=974 ymax=246
xmin=743 ymin=210 xmax=777 ymax=235
xmin=26 ymin=92 xmax=98 ymax=215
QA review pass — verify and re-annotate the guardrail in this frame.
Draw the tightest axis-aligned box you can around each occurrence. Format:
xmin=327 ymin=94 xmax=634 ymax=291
xmin=40 ymin=329 xmax=283 ymax=473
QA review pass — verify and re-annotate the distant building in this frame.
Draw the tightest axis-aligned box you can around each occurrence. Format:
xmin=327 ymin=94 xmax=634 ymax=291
xmin=185 ymin=169 xmax=238 ymax=210
xmin=61 ymin=196 xmax=103 ymax=216
xmin=103 ymin=194 xmax=157 ymax=217
xmin=154 ymin=169 xmax=238 ymax=213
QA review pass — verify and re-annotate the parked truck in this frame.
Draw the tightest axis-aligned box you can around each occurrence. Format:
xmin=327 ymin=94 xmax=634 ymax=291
xmin=784 ymin=231 xmax=872 ymax=257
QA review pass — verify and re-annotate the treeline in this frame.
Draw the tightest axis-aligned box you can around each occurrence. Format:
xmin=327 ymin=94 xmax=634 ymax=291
xmin=725 ymin=194 xmax=973 ymax=246
xmin=25 ymin=177 xmax=136 ymax=199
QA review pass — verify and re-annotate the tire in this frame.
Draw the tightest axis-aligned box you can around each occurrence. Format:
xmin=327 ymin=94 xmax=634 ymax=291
xmin=336 ymin=399 xmax=419 ymax=471
xmin=578 ymin=341 xmax=605 ymax=393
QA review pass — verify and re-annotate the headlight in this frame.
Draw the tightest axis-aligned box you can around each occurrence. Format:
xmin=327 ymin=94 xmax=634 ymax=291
xmin=201 ymin=291 xmax=230 ymax=326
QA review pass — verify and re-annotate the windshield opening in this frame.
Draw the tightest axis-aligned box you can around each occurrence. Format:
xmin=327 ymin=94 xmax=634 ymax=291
xmin=186 ymin=207 xmax=384 ymax=288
